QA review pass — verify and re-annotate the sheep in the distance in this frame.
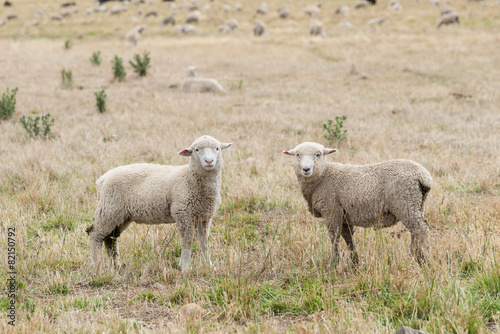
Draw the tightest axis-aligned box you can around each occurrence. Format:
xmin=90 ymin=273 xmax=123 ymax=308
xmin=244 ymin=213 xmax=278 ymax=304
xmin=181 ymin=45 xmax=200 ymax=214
xmin=353 ymin=0 xmax=368 ymax=9
xmin=125 ymin=24 xmax=146 ymax=47
xmin=277 ymin=5 xmax=290 ymax=19
xmin=339 ymin=18 xmax=353 ymax=29
xmin=368 ymin=16 xmax=387 ymax=25
xmin=185 ymin=10 xmax=201 ymax=24
xmin=162 ymin=12 xmax=176 ymax=26
xmin=437 ymin=10 xmax=459 ymax=28
xmin=226 ymin=18 xmax=239 ymax=31
xmin=256 ymin=2 xmax=267 ymax=15
xmin=303 ymin=4 xmax=320 ymax=17
xmin=310 ymin=20 xmax=326 ymax=38
xmin=283 ymin=142 xmax=432 ymax=267
xmin=86 ymin=136 xmax=232 ymax=271
xmin=144 ymin=9 xmax=158 ymax=18
xmin=176 ymin=24 xmax=198 ymax=35
xmin=334 ymin=5 xmax=349 ymax=16
xmin=181 ymin=66 xmax=225 ymax=93
xmin=253 ymin=20 xmax=266 ymax=37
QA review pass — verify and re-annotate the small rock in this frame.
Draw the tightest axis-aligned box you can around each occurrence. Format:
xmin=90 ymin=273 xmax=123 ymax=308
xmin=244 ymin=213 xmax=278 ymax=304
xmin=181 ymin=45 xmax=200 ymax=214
xmin=153 ymin=282 xmax=166 ymax=290
xmin=296 ymin=323 xmax=308 ymax=334
xmin=179 ymin=303 xmax=203 ymax=321
xmin=395 ymin=326 xmax=430 ymax=334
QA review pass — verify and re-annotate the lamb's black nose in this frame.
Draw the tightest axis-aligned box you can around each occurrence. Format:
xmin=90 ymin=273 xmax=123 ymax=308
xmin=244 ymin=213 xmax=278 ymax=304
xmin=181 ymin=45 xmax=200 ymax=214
xmin=303 ymin=168 xmax=311 ymax=173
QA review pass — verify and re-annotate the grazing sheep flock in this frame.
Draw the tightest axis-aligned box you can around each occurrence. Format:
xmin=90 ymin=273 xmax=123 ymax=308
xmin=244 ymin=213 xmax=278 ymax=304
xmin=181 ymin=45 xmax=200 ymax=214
xmin=87 ymin=136 xmax=232 ymax=271
xmin=0 ymin=0 xmax=468 ymax=42
xmin=283 ymin=143 xmax=433 ymax=266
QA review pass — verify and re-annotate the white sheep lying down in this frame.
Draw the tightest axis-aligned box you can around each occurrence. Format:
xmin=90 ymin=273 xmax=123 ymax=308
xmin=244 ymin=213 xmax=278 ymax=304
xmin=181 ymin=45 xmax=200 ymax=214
xmin=181 ymin=66 xmax=225 ymax=93
xmin=283 ymin=142 xmax=432 ymax=267
xmin=87 ymin=136 xmax=232 ymax=271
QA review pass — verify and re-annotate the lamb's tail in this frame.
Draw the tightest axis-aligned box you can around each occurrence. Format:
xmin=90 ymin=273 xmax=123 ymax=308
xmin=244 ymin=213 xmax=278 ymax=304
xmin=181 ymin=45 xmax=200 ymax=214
xmin=417 ymin=168 xmax=433 ymax=203
xmin=85 ymin=224 xmax=94 ymax=235
xmin=95 ymin=175 xmax=106 ymax=199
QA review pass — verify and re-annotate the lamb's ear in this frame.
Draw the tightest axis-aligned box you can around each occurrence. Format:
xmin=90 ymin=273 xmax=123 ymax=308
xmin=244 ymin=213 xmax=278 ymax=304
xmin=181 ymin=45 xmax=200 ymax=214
xmin=178 ymin=148 xmax=193 ymax=157
xmin=221 ymin=143 xmax=232 ymax=150
xmin=323 ymin=148 xmax=337 ymax=155
xmin=282 ymin=149 xmax=295 ymax=156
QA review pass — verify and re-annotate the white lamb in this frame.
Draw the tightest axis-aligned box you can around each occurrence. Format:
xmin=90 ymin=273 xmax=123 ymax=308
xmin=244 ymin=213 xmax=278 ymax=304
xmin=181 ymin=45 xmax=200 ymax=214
xmin=226 ymin=18 xmax=239 ymax=31
xmin=176 ymin=24 xmax=198 ymax=35
xmin=185 ymin=10 xmax=200 ymax=24
xmin=87 ymin=136 xmax=232 ymax=271
xmin=253 ymin=20 xmax=266 ymax=37
xmin=334 ymin=5 xmax=349 ymax=16
xmin=303 ymin=5 xmax=320 ymax=17
xmin=256 ymin=2 xmax=268 ymax=15
xmin=339 ymin=18 xmax=353 ymax=29
xmin=310 ymin=20 xmax=326 ymax=38
xmin=125 ymin=24 xmax=146 ymax=47
xmin=181 ymin=66 xmax=225 ymax=93
xmin=283 ymin=142 xmax=433 ymax=267
xmin=277 ymin=5 xmax=290 ymax=19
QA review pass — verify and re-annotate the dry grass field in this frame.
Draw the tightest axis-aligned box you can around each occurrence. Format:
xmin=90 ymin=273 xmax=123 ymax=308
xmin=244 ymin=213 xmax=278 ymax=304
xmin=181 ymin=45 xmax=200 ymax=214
xmin=0 ymin=0 xmax=499 ymax=333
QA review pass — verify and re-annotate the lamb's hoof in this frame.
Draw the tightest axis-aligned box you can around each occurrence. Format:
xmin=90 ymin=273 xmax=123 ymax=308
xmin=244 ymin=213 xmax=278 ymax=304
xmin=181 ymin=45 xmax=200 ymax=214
xmin=114 ymin=262 xmax=126 ymax=273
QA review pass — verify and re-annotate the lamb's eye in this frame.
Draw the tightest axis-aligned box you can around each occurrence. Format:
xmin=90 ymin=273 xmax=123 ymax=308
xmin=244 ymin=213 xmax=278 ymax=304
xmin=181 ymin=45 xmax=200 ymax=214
xmin=316 ymin=153 xmax=321 ymax=157
xmin=195 ymin=148 xmax=199 ymax=152
xmin=297 ymin=154 xmax=301 ymax=158
xmin=216 ymin=147 xmax=219 ymax=151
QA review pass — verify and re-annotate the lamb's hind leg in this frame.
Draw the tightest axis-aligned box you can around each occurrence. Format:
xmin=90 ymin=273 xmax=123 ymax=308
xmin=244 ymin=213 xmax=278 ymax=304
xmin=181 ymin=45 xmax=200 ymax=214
xmin=407 ymin=217 xmax=429 ymax=265
xmin=341 ymin=222 xmax=359 ymax=265
xmin=396 ymin=206 xmax=429 ymax=265
xmin=89 ymin=207 xmax=128 ymax=269
xmin=103 ymin=221 xmax=132 ymax=269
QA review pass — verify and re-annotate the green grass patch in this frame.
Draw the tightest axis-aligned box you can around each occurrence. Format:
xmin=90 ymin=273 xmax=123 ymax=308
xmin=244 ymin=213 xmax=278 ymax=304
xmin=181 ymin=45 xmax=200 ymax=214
xmin=73 ymin=296 xmax=108 ymax=311
xmin=89 ymin=275 xmax=114 ymax=288
xmin=45 ymin=282 xmax=71 ymax=296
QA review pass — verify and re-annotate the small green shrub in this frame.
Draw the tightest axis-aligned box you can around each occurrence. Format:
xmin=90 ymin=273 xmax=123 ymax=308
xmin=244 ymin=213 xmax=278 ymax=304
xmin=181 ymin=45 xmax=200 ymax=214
xmin=0 ymin=87 xmax=18 ymax=121
xmin=94 ymin=90 xmax=107 ymax=113
xmin=61 ymin=69 xmax=73 ymax=88
xmin=20 ymin=113 xmax=54 ymax=139
xmin=230 ymin=79 xmax=243 ymax=90
xmin=112 ymin=55 xmax=126 ymax=82
xmin=64 ymin=39 xmax=73 ymax=50
xmin=323 ymin=115 xmax=347 ymax=144
xmin=129 ymin=52 xmax=151 ymax=77
xmin=90 ymin=51 xmax=102 ymax=66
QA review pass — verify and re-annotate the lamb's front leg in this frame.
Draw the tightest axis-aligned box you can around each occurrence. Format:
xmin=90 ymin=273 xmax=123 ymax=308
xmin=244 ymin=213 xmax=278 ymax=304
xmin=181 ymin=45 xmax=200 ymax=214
xmin=177 ymin=217 xmax=195 ymax=272
xmin=324 ymin=206 xmax=343 ymax=269
xmin=196 ymin=219 xmax=213 ymax=269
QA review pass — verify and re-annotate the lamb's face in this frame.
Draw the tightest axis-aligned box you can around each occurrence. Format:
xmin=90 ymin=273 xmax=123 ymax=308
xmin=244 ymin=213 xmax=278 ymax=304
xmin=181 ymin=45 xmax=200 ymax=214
xmin=185 ymin=66 xmax=197 ymax=78
xmin=137 ymin=24 xmax=146 ymax=34
xmin=283 ymin=142 xmax=337 ymax=178
xmin=179 ymin=135 xmax=232 ymax=171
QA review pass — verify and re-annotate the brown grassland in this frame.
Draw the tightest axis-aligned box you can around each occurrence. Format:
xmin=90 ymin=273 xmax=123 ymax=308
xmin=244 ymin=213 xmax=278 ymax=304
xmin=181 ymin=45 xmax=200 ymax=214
xmin=0 ymin=0 xmax=499 ymax=332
